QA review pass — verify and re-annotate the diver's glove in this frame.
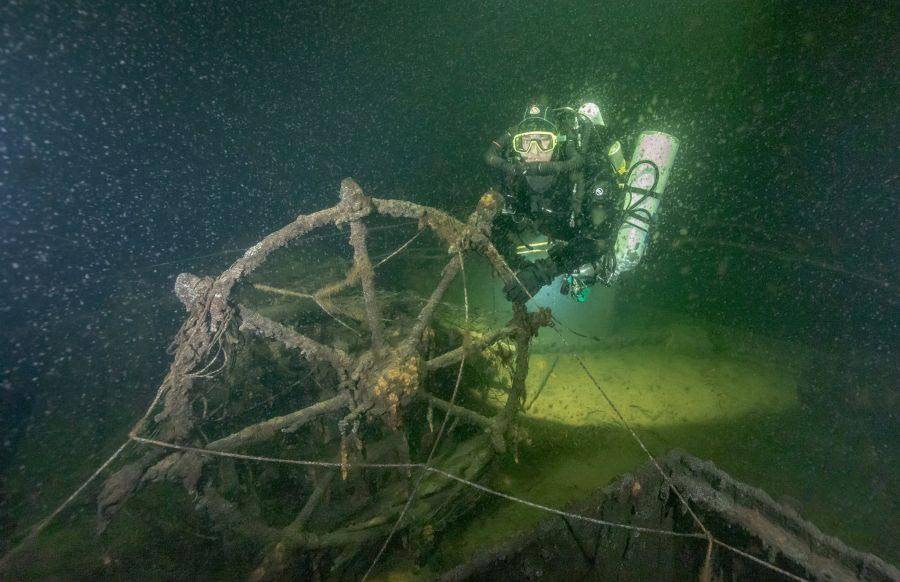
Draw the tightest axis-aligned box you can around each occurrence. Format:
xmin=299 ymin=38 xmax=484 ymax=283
xmin=504 ymin=258 xmax=558 ymax=303
xmin=560 ymin=267 xmax=596 ymax=302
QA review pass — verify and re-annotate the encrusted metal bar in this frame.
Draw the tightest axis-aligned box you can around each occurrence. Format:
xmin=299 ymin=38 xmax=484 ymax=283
xmin=340 ymin=179 xmax=384 ymax=351
xmin=421 ymin=393 xmax=494 ymax=431
xmin=349 ymin=218 xmax=384 ymax=351
xmin=425 ymin=326 xmax=517 ymax=371
xmin=238 ymin=305 xmax=352 ymax=373
xmin=208 ymin=203 xmax=355 ymax=330
xmin=207 ymin=393 xmax=351 ymax=452
xmin=408 ymin=256 xmax=461 ymax=345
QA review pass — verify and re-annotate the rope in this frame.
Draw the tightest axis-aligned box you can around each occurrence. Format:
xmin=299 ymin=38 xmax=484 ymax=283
xmin=126 ymin=436 xmax=704 ymax=540
xmin=0 ymin=367 xmax=174 ymax=570
xmin=714 ymin=539 xmax=808 ymax=582
xmin=509 ymin=269 xmax=711 ymax=536
xmin=136 ymin=219 xmax=421 ymax=271
xmin=130 ymin=436 xmax=414 ymax=469
xmin=570 ymin=351 xmax=711 ymax=538
xmin=252 ymin=228 xmax=424 ymax=336
xmin=0 ymin=439 xmax=133 ymax=570
xmin=374 ymin=229 xmax=423 ymax=268
xmin=506 ymin=270 xmax=809 ymax=580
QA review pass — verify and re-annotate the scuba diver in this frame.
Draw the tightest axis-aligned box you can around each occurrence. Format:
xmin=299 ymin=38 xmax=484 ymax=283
xmin=485 ymin=100 xmax=680 ymax=303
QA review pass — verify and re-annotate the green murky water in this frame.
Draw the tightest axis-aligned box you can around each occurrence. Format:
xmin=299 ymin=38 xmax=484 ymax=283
xmin=3 ymin=1 xmax=896 ymax=579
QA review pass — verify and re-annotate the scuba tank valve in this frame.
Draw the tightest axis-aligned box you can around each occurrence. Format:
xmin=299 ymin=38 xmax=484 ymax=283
xmin=577 ymin=102 xmax=605 ymax=127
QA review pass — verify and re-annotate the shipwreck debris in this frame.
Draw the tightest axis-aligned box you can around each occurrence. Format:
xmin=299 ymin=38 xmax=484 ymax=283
xmin=81 ymin=179 xmax=547 ymax=579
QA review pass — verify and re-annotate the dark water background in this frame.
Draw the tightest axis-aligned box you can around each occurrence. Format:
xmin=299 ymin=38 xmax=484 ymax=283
xmin=1 ymin=0 xmax=897 ymax=574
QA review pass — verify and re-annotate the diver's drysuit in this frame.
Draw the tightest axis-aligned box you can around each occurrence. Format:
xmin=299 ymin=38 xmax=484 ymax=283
xmin=485 ymin=103 xmax=624 ymax=303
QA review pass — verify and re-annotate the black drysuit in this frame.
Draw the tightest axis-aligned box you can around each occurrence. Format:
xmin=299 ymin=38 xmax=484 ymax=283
xmin=485 ymin=112 xmax=619 ymax=301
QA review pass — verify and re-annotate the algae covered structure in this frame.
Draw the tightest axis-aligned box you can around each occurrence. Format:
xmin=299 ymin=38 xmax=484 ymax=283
xmin=1 ymin=181 xmax=554 ymax=580
xmin=3 ymin=181 xmax=897 ymax=580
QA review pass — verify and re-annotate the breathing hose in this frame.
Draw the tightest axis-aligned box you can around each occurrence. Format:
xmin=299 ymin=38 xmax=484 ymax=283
xmin=595 ymin=159 xmax=661 ymax=282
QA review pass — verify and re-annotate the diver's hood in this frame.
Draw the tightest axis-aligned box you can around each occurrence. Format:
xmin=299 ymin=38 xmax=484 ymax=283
xmin=517 ymin=103 xmax=558 ymax=134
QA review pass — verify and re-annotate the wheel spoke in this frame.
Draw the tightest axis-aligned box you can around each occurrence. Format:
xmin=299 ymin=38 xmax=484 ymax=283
xmin=238 ymin=305 xmax=351 ymax=372
xmin=408 ymin=255 xmax=461 ymax=343
xmin=425 ymin=325 xmax=518 ymax=371
xmin=349 ymin=218 xmax=384 ymax=351
xmin=207 ymin=393 xmax=351 ymax=452
xmin=420 ymin=393 xmax=494 ymax=431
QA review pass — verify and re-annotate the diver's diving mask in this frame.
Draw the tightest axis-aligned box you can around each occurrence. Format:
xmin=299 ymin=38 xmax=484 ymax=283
xmin=512 ymin=131 xmax=558 ymax=154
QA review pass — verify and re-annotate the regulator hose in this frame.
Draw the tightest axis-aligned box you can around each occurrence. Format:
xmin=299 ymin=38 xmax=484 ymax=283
xmin=619 ymin=159 xmax=660 ymax=232
xmin=596 ymin=159 xmax=661 ymax=282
